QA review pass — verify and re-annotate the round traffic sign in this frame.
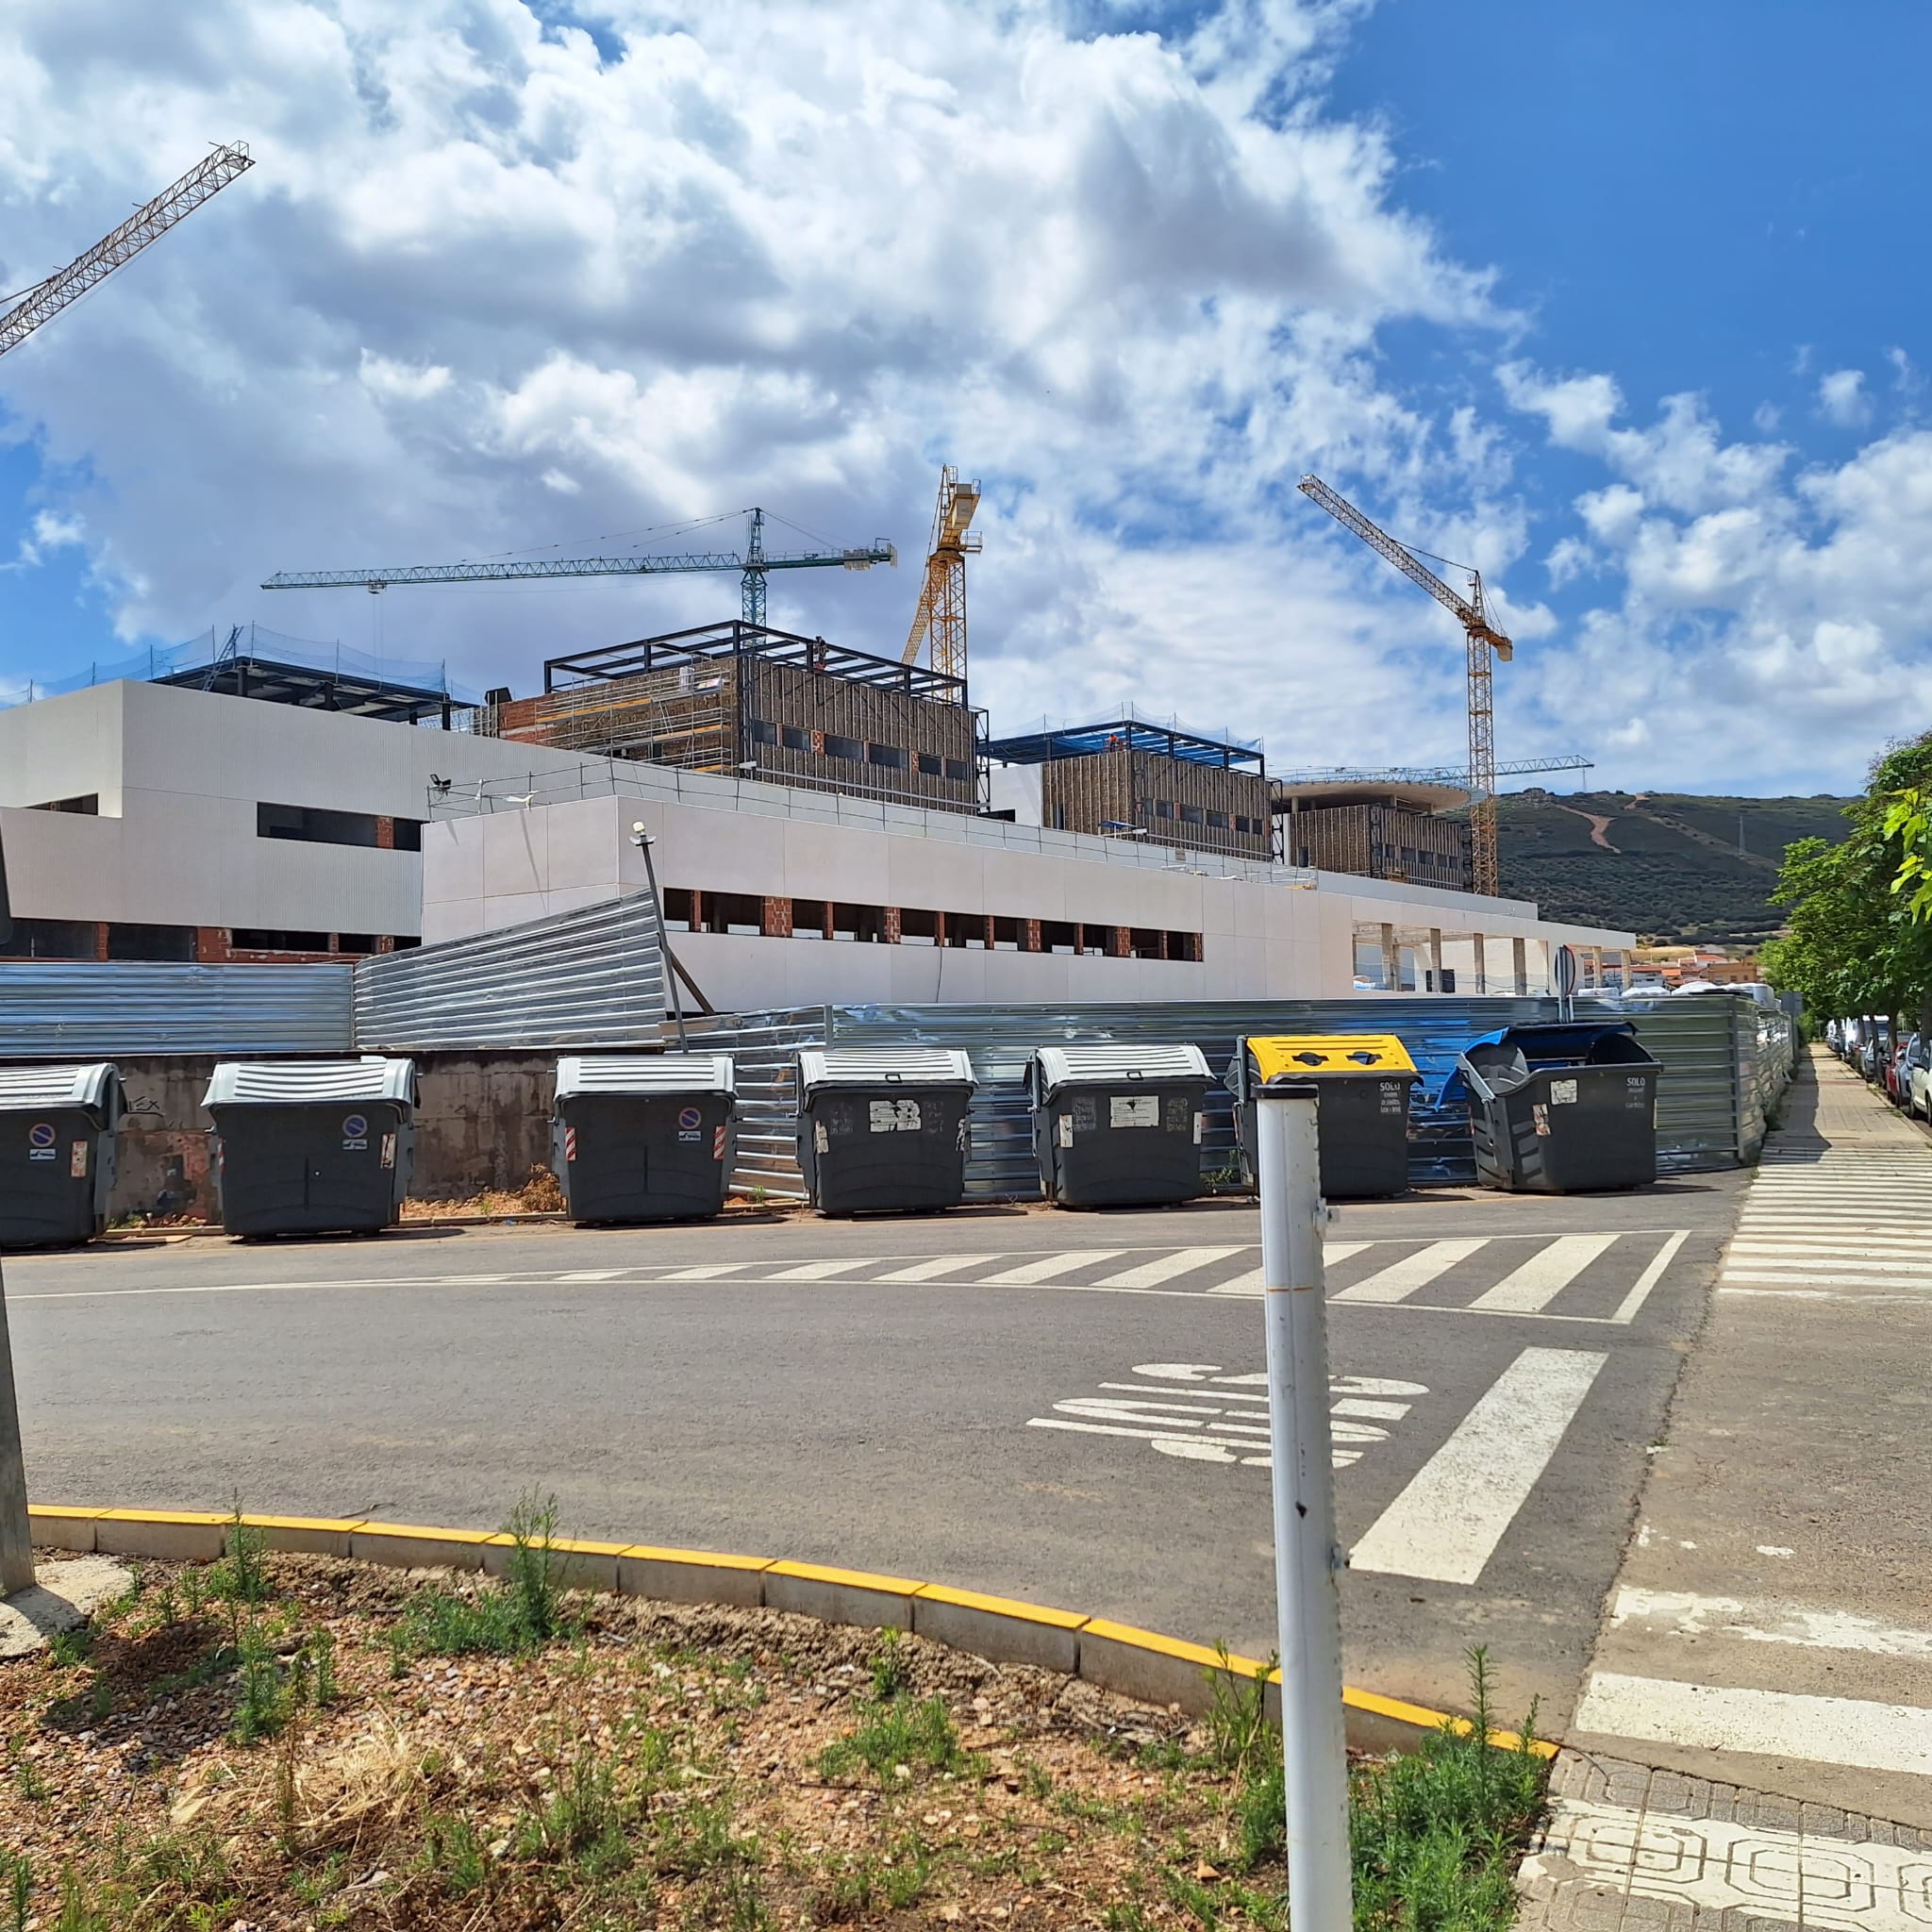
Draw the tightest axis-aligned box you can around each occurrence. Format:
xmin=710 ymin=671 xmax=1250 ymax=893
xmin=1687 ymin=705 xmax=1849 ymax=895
xmin=27 ymin=1122 xmax=55 ymax=1149
xmin=677 ymin=1106 xmax=702 ymax=1130
xmin=342 ymin=1113 xmax=369 ymax=1139
xmin=1554 ymin=945 xmax=1578 ymax=997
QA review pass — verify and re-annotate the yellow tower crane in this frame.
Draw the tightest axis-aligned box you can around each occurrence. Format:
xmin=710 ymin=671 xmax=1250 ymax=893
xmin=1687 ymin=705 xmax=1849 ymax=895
xmin=901 ymin=465 xmax=981 ymax=682
xmin=1297 ymin=475 xmax=1515 ymax=898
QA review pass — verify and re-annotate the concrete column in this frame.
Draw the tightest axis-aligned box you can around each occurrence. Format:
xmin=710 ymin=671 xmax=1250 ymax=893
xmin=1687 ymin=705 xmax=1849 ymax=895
xmin=1473 ymin=933 xmax=1487 ymax=994
xmin=1590 ymin=944 xmax=1604 ymax=990
xmin=1512 ymin=936 xmax=1528 ymax=996
xmin=1379 ymin=923 xmax=1399 ymax=992
xmin=1427 ymin=927 xmax=1444 ymax=994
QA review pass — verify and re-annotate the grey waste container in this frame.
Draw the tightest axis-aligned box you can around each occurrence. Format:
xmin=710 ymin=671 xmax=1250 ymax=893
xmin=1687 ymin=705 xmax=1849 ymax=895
xmin=553 ymin=1053 xmax=737 ymax=1224
xmin=796 ymin=1049 xmax=977 ymax=1215
xmin=206 ymin=1057 xmax=417 ymax=1236
xmin=1030 ymin=1043 xmax=1210 ymax=1208
xmin=0 ymin=1061 xmax=123 ymax=1248
xmin=1447 ymin=1022 xmax=1660 ymax=1193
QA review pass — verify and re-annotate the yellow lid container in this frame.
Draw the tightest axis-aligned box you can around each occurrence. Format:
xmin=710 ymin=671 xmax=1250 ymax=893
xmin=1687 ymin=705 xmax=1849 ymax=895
xmin=1246 ymin=1034 xmax=1418 ymax=1080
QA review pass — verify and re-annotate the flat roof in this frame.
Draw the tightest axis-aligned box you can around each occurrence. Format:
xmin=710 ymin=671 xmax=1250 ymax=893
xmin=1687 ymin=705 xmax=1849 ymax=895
xmin=544 ymin=621 xmax=967 ymax=707
xmin=1273 ymin=777 xmax=1470 ymax=813
xmin=983 ymin=719 xmax=1265 ymax=772
xmin=154 ymin=652 xmax=457 ymax=724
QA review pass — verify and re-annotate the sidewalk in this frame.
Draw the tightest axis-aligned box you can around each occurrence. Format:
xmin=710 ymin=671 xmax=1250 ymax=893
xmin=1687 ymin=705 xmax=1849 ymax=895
xmin=1521 ymin=1045 xmax=1932 ymax=1929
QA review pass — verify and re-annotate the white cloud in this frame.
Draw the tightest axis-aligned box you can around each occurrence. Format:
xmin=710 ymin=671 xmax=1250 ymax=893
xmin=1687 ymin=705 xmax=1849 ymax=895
xmin=1817 ymin=368 xmax=1872 ymax=428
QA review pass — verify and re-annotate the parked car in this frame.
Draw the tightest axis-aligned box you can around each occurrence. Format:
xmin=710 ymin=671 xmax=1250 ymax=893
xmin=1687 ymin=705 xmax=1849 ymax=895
xmin=1907 ymin=1034 xmax=1932 ymax=1120
xmin=1887 ymin=1035 xmax=1914 ymax=1107
xmin=1859 ymin=1018 xmax=1893 ymax=1085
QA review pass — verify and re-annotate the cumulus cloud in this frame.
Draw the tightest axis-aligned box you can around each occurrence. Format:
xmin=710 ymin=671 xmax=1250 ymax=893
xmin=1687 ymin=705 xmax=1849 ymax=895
xmin=1818 ymin=368 xmax=1872 ymax=427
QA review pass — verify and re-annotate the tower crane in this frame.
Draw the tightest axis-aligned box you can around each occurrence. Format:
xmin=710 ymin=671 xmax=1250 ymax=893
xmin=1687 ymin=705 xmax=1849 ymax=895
xmin=263 ymin=508 xmax=895 ymax=630
xmin=900 ymin=466 xmax=980 ymax=681
xmin=1297 ymin=474 xmax=1515 ymax=896
xmin=1 ymin=143 xmax=256 ymax=361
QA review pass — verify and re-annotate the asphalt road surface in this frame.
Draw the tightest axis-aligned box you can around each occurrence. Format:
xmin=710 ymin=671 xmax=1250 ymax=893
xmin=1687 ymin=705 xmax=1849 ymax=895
xmin=0 ymin=1173 xmax=1745 ymax=1727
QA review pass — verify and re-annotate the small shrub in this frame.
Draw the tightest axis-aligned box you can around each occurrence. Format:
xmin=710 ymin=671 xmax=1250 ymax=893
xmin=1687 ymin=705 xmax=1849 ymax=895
xmin=424 ymin=1816 xmax=489 ymax=1896
xmin=1 ymin=1852 xmax=30 ymax=1932
xmin=47 ymin=1627 xmax=92 ymax=1670
xmin=656 ymin=1795 xmax=753 ymax=1877
xmin=209 ymin=1508 xmax=272 ymax=1607
xmin=231 ymin=1627 xmax=300 ymax=1743
xmin=819 ymin=1694 xmax=977 ymax=1785
xmin=504 ymin=1491 xmax=563 ymax=1643
xmin=1201 ymin=1644 xmax=1274 ymax=1783
xmin=869 ymin=1628 xmax=911 ymax=1701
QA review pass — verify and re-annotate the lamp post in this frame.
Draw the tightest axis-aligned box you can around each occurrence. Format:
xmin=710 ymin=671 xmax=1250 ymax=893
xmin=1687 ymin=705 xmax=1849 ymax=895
xmin=629 ymin=820 xmax=688 ymax=1051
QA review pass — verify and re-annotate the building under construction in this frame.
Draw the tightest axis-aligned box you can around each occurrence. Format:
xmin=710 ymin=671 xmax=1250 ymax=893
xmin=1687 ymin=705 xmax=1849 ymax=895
xmin=480 ymin=621 xmax=982 ymax=814
xmin=984 ymin=719 xmax=1273 ymax=862
xmin=1273 ymin=775 xmax=1473 ymax=891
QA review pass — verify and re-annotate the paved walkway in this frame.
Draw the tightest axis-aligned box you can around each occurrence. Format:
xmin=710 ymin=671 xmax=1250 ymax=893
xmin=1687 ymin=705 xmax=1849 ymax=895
xmin=1523 ymin=1045 xmax=1932 ymax=1930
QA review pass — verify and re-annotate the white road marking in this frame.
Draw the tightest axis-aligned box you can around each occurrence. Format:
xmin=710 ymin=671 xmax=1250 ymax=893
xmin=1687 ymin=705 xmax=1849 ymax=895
xmin=1532 ymin=1796 xmax=1932 ymax=1932
xmin=1331 ymin=1238 xmax=1489 ymax=1305
xmin=1208 ymin=1242 xmax=1369 ymax=1295
xmin=871 ymin=1255 xmax=998 ymax=1282
xmin=1091 ymin=1246 xmax=1245 ymax=1289
xmin=1721 ymin=1255 xmax=1932 ymax=1274
xmin=979 ymin=1250 xmax=1125 ymax=1285
xmin=554 ymin=1270 xmax=631 ymax=1281
xmin=1720 ymin=1272 xmax=1932 ymax=1291
xmin=658 ymin=1262 xmax=752 ymax=1280
xmin=1608 ymin=1230 xmax=1690 ymax=1324
xmin=763 ymin=1257 xmax=886 ymax=1281
xmin=1728 ymin=1239 xmax=1932 ymax=1256
xmin=1348 ymin=1346 xmax=1607 ymax=1584
xmin=1467 ymin=1233 xmax=1618 ymax=1313
xmin=1608 ymin=1587 xmax=1932 ymax=1659
xmin=1572 ymin=1673 xmax=1932 ymax=1775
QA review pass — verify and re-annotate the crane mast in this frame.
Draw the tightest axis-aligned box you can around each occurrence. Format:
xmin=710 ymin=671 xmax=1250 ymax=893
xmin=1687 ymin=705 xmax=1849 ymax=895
xmin=1297 ymin=474 xmax=1515 ymax=897
xmin=901 ymin=466 xmax=981 ymax=681
xmin=0 ymin=144 xmax=256 ymax=361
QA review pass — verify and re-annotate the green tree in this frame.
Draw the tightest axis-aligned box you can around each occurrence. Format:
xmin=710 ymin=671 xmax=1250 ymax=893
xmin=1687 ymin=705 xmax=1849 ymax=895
xmin=1760 ymin=734 xmax=1932 ymax=1024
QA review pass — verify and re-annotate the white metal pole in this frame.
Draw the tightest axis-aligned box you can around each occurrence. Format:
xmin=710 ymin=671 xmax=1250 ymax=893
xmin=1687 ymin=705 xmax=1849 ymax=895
xmin=1256 ymin=1085 xmax=1352 ymax=1924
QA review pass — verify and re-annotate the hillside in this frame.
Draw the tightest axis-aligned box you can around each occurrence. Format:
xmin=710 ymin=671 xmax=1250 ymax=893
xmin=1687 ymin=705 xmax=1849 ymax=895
xmin=1491 ymin=790 xmax=1856 ymax=942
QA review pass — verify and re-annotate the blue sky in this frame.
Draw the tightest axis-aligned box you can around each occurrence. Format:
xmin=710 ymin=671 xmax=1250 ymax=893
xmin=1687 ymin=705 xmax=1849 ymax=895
xmin=1 ymin=0 xmax=1926 ymax=793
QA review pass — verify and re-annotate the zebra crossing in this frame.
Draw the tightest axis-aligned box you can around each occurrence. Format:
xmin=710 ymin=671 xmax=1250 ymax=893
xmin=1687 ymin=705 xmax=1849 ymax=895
xmin=1720 ymin=1147 xmax=1932 ymax=1302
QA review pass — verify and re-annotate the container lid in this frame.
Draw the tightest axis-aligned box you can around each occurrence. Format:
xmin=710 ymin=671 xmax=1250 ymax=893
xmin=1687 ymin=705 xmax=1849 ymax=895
xmin=556 ymin=1053 xmax=735 ymax=1099
xmin=1032 ymin=1043 xmax=1210 ymax=1098
xmin=797 ymin=1048 xmax=977 ymax=1096
xmin=1246 ymin=1034 xmax=1418 ymax=1080
xmin=0 ymin=1061 xmax=121 ymax=1114
xmin=204 ymin=1056 xmax=417 ymax=1108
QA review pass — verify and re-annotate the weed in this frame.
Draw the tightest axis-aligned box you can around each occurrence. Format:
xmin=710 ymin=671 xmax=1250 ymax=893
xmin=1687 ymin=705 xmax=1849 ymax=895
xmin=1103 ymin=1906 xmax=1158 ymax=1932
xmin=1137 ymin=1737 xmax=1191 ymax=1772
xmin=1201 ymin=1643 xmax=1274 ymax=1783
xmin=504 ymin=1490 xmax=563 ymax=1643
xmin=1020 ymin=1757 xmax=1055 ymax=1801
xmin=182 ymin=1566 xmax=207 ymax=1619
xmin=47 ymin=1626 xmax=92 ymax=1670
xmin=817 ymin=1831 xmax=934 ymax=1917
xmin=139 ymin=1827 xmax=234 ymax=1900
xmin=715 ymin=1865 xmax=774 ymax=1932
xmin=819 ymin=1692 xmax=979 ymax=1784
xmin=231 ymin=1626 xmax=299 ymax=1742
xmin=288 ymin=1853 xmax=347 ymax=1906
xmin=209 ymin=1506 xmax=272 ymax=1607
xmin=11 ymin=1750 xmax=50 ymax=1803
xmin=869 ymin=1627 xmax=912 ymax=1700
xmin=308 ymin=1626 xmax=338 ymax=1707
xmin=0 ymin=1852 xmax=29 ymax=1932
xmin=656 ymin=1797 xmax=753 ymax=1877
xmin=516 ymin=1750 xmax=633 ymax=1877
xmin=424 ymin=1815 xmax=490 ymax=1895
xmin=54 ymin=1870 xmax=111 ymax=1932
xmin=396 ymin=1585 xmax=530 ymax=1657
xmin=1161 ymin=1865 xmax=1221 ymax=1928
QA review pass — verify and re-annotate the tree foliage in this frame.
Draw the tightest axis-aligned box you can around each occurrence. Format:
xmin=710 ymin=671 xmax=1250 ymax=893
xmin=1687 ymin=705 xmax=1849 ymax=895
xmin=1760 ymin=734 xmax=1932 ymax=1021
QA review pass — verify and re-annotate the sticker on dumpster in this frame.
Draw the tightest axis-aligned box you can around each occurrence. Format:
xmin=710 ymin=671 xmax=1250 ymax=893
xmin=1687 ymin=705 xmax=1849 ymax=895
xmin=1380 ymin=1083 xmax=1406 ymax=1113
xmin=1110 ymin=1095 xmax=1158 ymax=1128
xmin=869 ymin=1099 xmax=922 ymax=1133
xmin=1532 ymin=1103 xmax=1551 ymax=1137
xmin=27 ymin=1122 xmax=56 ymax=1150
xmin=712 ymin=1124 xmax=727 ymax=1161
xmin=1165 ymin=1094 xmax=1191 ymax=1133
xmin=380 ymin=1132 xmax=396 ymax=1170
xmin=342 ymin=1113 xmax=369 ymax=1150
xmin=814 ymin=1122 xmax=830 ymax=1153
xmin=70 ymin=1141 xmax=88 ymax=1178
xmin=1549 ymin=1078 xmax=1578 ymax=1105
xmin=563 ymin=1125 xmax=578 ymax=1163
xmin=1193 ymin=1112 xmax=1206 ymax=1144
xmin=678 ymin=1106 xmax=702 ymax=1130
xmin=1058 ymin=1114 xmax=1074 ymax=1149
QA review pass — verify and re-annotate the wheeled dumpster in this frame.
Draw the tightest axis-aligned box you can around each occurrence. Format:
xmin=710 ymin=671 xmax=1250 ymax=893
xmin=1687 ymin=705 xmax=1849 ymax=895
xmin=1448 ymin=1022 xmax=1660 ymax=1193
xmin=206 ymin=1058 xmax=417 ymax=1236
xmin=796 ymin=1048 xmax=977 ymax=1215
xmin=0 ymin=1061 xmax=123 ymax=1248
xmin=552 ymin=1053 xmax=737 ymax=1224
xmin=1227 ymin=1035 xmax=1419 ymax=1200
xmin=1029 ymin=1043 xmax=1210 ymax=1208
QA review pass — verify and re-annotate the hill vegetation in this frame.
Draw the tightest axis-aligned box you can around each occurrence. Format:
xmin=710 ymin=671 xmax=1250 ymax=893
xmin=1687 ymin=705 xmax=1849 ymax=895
xmin=1492 ymin=790 xmax=1856 ymax=942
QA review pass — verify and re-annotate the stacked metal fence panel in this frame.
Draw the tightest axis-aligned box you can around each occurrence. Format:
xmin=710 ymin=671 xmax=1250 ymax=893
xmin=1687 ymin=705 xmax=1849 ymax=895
xmin=353 ymin=892 xmax=665 ymax=1051
xmin=0 ymin=960 xmax=353 ymax=1058
xmin=683 ymin=993 xmax=1794 ymax=1200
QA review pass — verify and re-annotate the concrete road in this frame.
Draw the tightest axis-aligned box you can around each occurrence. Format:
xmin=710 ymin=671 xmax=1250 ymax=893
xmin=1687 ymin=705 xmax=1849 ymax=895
xmin=0 ymin=1171 xmax=1746 ymax=1728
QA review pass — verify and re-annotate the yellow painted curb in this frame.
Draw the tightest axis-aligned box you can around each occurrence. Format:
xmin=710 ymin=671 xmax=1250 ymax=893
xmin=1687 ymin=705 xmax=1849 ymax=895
xmin=26 ymin=1507 xmax=1555 ymax=1758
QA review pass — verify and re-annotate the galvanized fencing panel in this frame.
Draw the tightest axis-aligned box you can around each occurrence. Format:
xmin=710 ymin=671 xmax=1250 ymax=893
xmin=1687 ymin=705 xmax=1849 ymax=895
xmin=0 ymin=960 xmax=353 ymax=1058
xmin=683 ymin=992 xmax=1790 ymax=1201
xmin=354 ymin=892 xmax=665 ymax=1052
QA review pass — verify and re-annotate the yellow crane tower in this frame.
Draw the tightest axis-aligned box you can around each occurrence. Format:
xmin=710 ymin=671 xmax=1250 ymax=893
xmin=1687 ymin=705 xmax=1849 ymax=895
xmin=1297 ymin=475 xmax=1516 ymax=897
xmin=901 ymin=465 xmax=981 ymax=682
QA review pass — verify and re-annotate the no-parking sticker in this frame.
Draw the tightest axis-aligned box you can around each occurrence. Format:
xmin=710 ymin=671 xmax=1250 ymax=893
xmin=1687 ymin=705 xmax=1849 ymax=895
xmin=342 ymin=1112 xmax=369 ymax=1150
xmin=677 ymin=1104 xmax=703 ymax=1143
xmin=26 ymin=1122 xmax=56 ymax=1161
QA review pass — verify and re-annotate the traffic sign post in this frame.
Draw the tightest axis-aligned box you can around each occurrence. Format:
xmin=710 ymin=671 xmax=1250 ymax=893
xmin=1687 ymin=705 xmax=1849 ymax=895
xmin=0 ymin=832 xmax=33 ymax=1594
xmin=1555 ymin=942 xmax=1578 ymax=1021
xmin=1255 ymin=1082 xmax=1353 ymax=1926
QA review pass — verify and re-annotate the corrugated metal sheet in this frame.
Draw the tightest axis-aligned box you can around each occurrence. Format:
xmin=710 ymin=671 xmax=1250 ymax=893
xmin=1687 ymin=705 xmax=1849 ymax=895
xmin=687 ymin=994 xmax=1797 ymax=1202
xmin=1033 ymin=1043 xmax=1210 ymax=1096
xmin=205 ymin=1058 xmax=417 ymax=1108
xmin=555 ymin=1053 xmax=734 ymax=1099
xmin=0 ymin=1061 xmax=120 ymax=1112
xmin=0 ymin=961 xmax=353 ymax=1059
xmin=797 ymin=1048 xmax=977 ymax=1096
xmin=353 ymin=892 xmax=665 ymax=1051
